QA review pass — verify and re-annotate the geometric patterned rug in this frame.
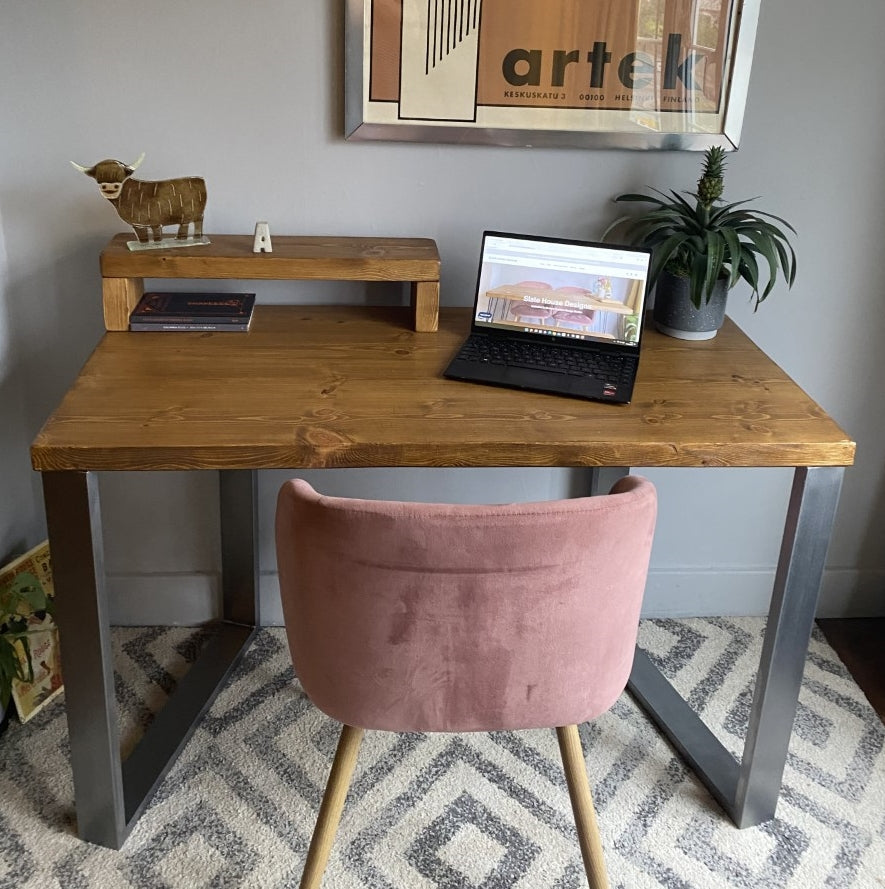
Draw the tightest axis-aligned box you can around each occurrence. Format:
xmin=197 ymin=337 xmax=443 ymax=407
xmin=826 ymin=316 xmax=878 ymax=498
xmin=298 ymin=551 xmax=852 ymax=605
xmin=1 ymin=619 xmax=883 ymax=888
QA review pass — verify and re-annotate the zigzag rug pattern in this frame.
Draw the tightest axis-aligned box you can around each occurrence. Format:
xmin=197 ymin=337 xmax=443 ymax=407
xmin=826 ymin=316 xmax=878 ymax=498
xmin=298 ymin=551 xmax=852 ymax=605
xmin=1 ymin=619 xmax=883 ymax=888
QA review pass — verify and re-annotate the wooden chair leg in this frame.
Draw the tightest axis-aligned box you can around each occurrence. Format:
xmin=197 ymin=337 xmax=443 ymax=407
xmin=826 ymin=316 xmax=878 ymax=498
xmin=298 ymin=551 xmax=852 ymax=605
xmin=299 ymin=724 xmax=365 ymax=889
xmin=556 ymin=725 xmax=611 ymax=889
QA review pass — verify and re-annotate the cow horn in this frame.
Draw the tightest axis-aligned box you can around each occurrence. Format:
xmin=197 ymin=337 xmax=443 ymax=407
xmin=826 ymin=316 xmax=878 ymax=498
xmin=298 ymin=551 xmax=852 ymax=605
xmin=70 ymin=161 xmax=91 ymax=173
xmin=126 ymin=152 xmax=146 ymax=173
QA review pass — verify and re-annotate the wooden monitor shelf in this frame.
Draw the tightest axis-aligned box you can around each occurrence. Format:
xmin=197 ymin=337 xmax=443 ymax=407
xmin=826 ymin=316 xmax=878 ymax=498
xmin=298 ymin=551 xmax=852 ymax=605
xmin=99 ymin=233 xmax=441 ymax=332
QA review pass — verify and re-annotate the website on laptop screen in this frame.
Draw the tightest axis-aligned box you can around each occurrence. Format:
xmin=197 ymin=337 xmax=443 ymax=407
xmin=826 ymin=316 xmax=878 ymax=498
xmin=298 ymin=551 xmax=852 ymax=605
xmin=473 ymin=233 xmax=651 ymax=347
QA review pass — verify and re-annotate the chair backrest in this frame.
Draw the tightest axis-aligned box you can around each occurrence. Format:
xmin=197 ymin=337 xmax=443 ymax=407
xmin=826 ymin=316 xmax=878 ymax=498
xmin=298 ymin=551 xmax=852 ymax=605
xmin=275 ymin=477 xmax=656 ymax=734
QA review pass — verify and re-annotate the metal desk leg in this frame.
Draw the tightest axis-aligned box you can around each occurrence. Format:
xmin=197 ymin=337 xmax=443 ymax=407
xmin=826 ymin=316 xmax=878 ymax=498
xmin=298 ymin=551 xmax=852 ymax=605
xmin=587 ymin=467 xmax=629 ymax=496
xmin=733 ymin=465 xmax=844 ymax=825
xmin=628 ymin=466 xmax=844 ymax=827
xmin=43 ymin=471 xmax=125 ymax=848
xmin=220 ymin=469 xmax=259 ymax=627
xmin=42 ymin=469 xmax=261 ymax=849
xmin=120 ymin=470 xmax=259 ymax=831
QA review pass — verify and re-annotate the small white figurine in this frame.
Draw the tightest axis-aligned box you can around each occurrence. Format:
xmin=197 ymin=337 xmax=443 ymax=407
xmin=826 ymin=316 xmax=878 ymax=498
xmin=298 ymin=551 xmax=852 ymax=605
xmin=253 ymin=221 xmax=272 ymax=253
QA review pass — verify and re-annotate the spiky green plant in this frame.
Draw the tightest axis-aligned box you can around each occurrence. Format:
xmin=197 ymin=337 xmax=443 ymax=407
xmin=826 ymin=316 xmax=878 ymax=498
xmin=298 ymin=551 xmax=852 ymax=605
xmin=604 ymin=147 xmax=797 ymax=310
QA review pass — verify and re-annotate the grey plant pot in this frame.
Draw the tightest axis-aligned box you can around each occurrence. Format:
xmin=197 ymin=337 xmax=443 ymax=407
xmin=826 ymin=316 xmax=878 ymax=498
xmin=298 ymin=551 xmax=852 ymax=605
xmin=652 ymin=271 xmax=729 ymax=340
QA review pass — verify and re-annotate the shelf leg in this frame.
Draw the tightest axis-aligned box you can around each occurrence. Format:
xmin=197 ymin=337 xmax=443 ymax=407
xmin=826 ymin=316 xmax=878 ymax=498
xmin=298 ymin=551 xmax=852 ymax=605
xmin=411 ymin=280 xmax=439 ymax=332
xmin=102 ymin=277 xmax=144 ymax=330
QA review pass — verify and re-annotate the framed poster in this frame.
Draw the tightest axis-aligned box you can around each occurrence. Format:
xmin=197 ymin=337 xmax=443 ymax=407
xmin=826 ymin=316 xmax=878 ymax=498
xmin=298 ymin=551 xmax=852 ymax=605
xmin=345 ymin=0 xmax=761 ymax=150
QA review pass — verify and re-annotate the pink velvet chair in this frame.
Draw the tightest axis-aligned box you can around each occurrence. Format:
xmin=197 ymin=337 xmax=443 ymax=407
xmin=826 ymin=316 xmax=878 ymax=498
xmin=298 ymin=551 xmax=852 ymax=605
xmin=507 ymin=301 xmax=553 ymax=324
xmin=275 ymin=476 xmax=657 ymax=889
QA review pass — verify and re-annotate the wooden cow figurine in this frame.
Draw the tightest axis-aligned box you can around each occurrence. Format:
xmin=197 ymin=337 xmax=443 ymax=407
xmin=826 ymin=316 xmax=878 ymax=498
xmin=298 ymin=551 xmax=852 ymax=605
xmin=71 ymin=153 xmax=206 ymax=244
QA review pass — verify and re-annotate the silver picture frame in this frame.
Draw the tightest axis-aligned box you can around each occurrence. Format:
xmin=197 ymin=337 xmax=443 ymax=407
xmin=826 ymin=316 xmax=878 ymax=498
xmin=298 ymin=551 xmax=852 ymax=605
xmin=345 ymin=0 xmax=761 ymax=151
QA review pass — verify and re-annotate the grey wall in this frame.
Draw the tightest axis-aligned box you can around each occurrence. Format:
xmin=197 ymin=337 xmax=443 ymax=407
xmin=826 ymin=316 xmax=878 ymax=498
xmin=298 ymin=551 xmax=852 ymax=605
xmin=1 ymin=1 xmax=883 ymax=624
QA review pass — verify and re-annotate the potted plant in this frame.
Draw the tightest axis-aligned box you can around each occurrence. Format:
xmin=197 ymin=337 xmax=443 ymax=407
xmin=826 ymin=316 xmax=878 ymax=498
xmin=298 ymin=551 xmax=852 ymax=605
xmin=604 ymin=147 xmax=797 ymax=340
xmin=0 ymin=570 xmax=54 ymax=727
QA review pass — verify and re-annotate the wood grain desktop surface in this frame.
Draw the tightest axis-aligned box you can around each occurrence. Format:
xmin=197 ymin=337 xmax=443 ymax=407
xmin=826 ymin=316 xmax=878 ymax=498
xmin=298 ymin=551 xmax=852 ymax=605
xmin=31 ymin=307 xmax=855 ymax=473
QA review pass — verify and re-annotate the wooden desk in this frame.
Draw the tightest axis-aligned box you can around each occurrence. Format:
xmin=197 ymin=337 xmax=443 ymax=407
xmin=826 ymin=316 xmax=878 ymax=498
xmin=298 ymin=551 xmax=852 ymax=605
xmin=31 ymin=307 xmax=854 ymax=847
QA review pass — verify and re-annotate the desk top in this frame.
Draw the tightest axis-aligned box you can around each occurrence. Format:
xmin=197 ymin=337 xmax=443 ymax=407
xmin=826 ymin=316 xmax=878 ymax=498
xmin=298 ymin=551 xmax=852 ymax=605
xmin=31 ymin=307 xmax=855 ymax=472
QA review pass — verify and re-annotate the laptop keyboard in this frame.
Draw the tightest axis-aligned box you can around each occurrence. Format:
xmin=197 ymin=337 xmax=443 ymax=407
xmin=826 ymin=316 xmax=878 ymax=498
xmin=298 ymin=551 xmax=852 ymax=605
xmin=456 ymin=336 xmax=637 ymax=386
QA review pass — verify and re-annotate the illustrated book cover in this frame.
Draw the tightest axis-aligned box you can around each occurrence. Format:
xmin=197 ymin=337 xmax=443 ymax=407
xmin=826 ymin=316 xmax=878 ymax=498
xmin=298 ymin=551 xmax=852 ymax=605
xmin=129 ymin=292 xmax=256 ymax=328
xmin=0 ymin=541 xmax=63 ymax=722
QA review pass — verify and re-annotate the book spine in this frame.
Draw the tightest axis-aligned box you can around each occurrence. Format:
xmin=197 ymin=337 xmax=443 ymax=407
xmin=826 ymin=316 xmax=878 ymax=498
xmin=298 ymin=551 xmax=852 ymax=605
xmin=129 ymin=322 xmax=251 ymax=332
xmin=131 ymin=315 xmax=251 ymax=324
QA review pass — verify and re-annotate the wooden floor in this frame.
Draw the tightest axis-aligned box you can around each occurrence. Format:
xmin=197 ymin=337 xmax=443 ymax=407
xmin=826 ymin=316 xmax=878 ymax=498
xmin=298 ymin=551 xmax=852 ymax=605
xmin=817 ymin=618 xmax=885 ymax=722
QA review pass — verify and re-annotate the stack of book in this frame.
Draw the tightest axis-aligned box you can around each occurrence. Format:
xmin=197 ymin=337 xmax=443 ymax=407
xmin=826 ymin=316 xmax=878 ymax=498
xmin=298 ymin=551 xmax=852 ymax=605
xmin=129 ymin=292 xmax=256 ymax=331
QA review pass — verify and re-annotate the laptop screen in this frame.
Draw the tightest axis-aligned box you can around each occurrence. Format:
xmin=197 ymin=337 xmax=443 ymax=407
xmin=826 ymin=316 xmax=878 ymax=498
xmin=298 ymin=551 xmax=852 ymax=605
xmin=471 ymin=232 xmax=651 ymax=348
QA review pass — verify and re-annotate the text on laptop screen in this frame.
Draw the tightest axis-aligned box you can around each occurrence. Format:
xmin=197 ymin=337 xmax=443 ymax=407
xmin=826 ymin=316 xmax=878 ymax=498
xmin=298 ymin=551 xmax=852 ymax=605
xmin=473 ymin=234 xmax=650 ymax=347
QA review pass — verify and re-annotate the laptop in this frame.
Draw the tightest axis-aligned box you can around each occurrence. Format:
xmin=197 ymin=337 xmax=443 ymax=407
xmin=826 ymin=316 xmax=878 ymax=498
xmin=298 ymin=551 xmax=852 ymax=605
xmin=444 ymin=231 xmax=652 ymax=404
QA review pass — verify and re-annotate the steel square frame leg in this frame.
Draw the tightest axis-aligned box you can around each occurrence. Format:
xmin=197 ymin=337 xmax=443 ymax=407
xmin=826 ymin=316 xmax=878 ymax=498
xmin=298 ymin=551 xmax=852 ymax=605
xmin=42 ymin=469 xmax=259 ymax=848
xmin=627 ymin=466 xmax=845 ymax=827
